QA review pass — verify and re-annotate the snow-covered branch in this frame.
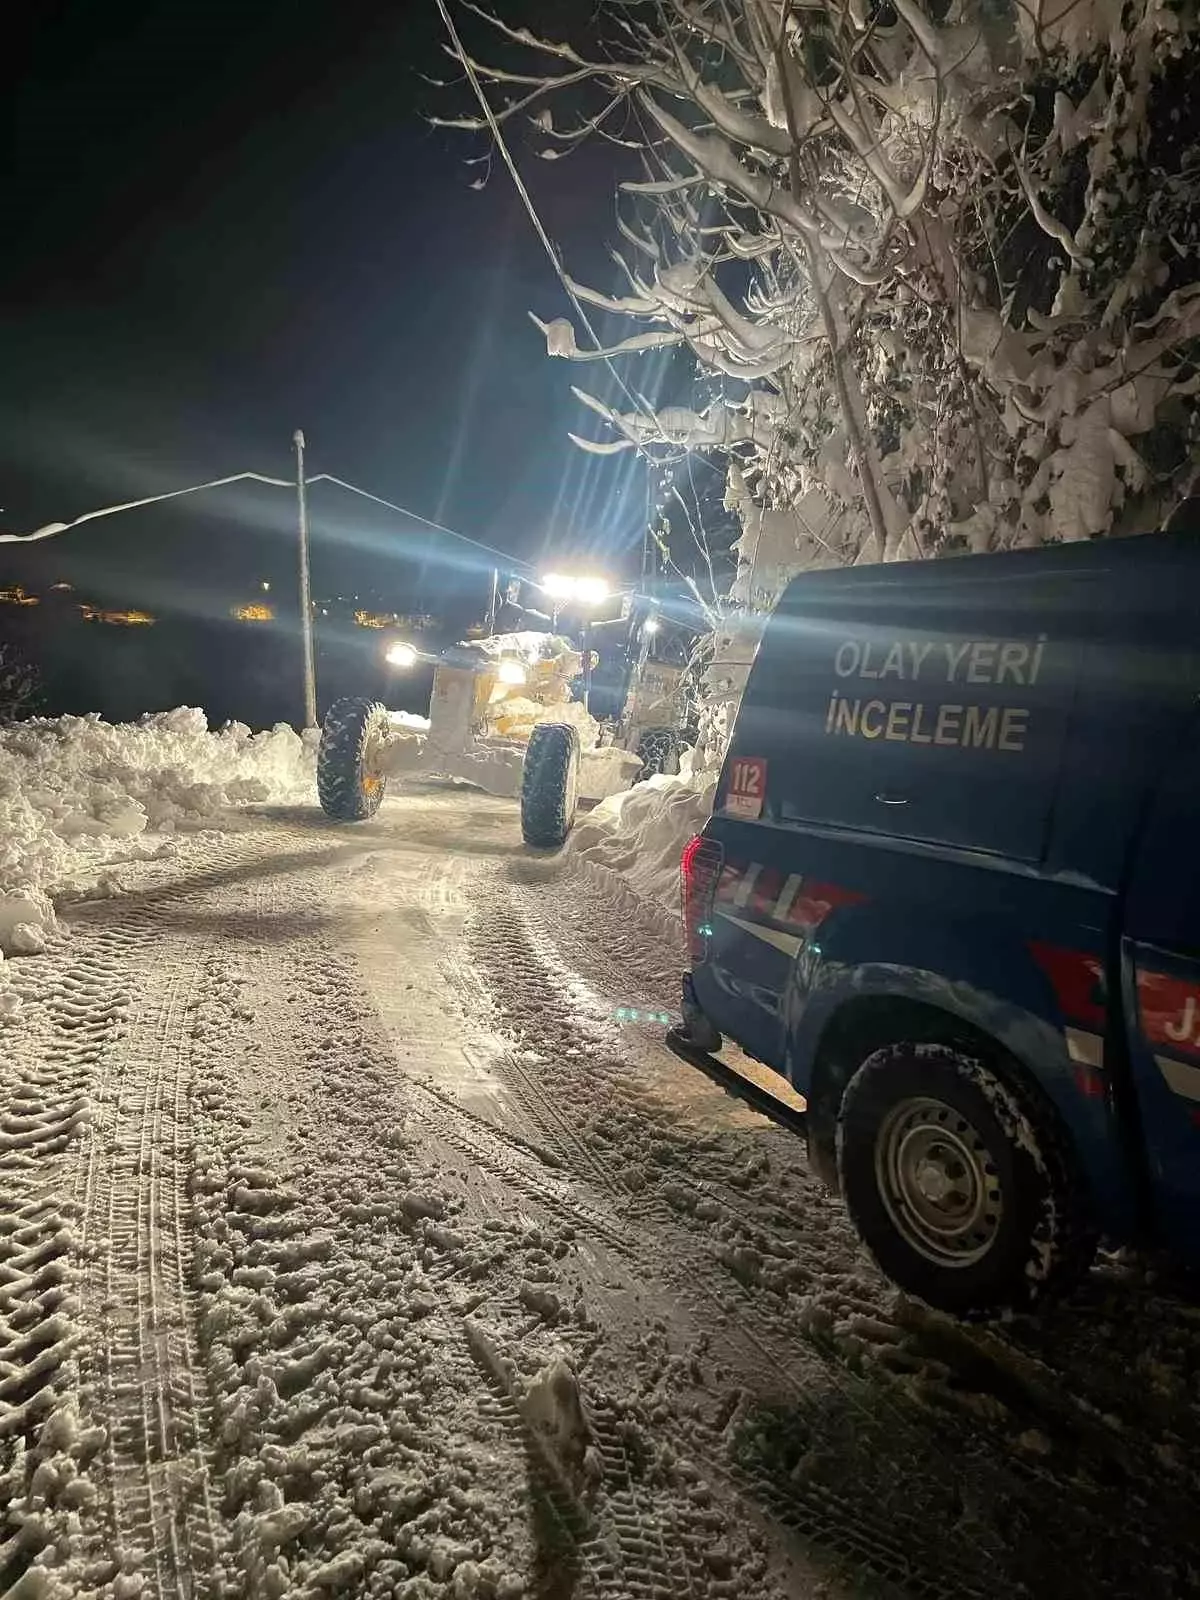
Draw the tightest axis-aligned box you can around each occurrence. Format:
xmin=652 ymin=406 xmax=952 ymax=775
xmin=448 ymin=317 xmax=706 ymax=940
xmin=440 ymin=0 xmax=1200 ymax=604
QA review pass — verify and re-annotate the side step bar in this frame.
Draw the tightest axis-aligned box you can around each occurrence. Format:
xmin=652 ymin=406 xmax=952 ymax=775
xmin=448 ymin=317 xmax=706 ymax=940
xmin=665 ymin=1027 xmax=808 ymax=1137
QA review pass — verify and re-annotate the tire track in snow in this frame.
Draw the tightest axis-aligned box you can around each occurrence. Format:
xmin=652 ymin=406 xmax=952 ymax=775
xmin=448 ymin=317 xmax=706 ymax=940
xmin=402 ymin=1077 xmax=634 ymax=1258
xmin=457 ymin=875 xmax=1049 ymax=1600
xmin=69 ymin=832 xmax=337 ymax=1597
xmin=462 ymin=1318 xmax=717 ymax=1600
xmin=501 ymin=869 xmax=822 ymax=1244
xmin=459 ymin=886 xmax=976 ymax=1595
xmin=1 ymin=825 xmax=338 ymax=1597
xmin=82 ymin=941 xmax=222 ymax=1598
xmin=0 ymin=915 xmax=144 ymax=1594
xmin=462 ymin=889 xmax=848 ymax=1391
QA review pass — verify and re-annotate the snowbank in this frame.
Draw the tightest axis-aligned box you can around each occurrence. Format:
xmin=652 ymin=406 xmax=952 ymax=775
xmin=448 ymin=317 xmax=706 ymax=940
xmin=579 ymin=744 xmax=644 ymax=802
xmin=0 ymin=708 xmax=314 ymax=956
xmin=569 ymin=762 xmax=718 ymax=915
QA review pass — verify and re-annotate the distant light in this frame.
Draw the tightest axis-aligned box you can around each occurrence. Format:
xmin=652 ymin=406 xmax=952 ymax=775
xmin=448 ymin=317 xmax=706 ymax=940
xmin=643 ymin=616 xmax=660 ymax=636
xmin=260 ymin=580 xmax=271 ymax=592
xmin=496 ymin=658 xmax=527 ymax=686
xmin=232 ymin=604 xmax=273 ymax=623
xmin=386 ymin=641 xmax=418 ymax=669
xmin=84 ymin=606 xmax=156 ymax=627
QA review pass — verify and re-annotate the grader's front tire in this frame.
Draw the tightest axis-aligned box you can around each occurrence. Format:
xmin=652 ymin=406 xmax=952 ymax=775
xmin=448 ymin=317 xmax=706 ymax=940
xmin=520 ymin=722 xmax=580 ymax=848
xmin=316 ymin=698 xmax=390 ymax=821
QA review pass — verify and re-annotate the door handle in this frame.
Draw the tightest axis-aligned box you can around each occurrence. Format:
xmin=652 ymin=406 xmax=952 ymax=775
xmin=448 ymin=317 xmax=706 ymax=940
xmin=875 ymin=792 xmax=909 ymax=806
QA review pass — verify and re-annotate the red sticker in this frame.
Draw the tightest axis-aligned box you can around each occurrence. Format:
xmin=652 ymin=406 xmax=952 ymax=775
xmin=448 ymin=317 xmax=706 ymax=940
xmin=1137 ymin=969 xmax=1200 ymax=1060
xmin=725 ymin=757 xmax=767 ymax=819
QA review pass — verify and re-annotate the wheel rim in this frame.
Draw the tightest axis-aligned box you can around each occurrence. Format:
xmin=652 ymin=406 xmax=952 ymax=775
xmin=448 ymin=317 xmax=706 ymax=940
xmin=874 ymin=1096 xmax=1003 ymax=1268
xmin=361 ymin=724 xmax=386 ymax=801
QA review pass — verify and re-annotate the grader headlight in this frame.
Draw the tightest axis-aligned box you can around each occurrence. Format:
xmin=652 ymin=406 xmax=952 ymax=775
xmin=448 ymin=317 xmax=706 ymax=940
xmin=385 ymin=641 xmax=418 ymax=670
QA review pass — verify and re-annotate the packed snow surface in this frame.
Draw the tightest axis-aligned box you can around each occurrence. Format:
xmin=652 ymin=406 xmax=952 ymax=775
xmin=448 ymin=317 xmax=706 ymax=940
xmin=5 ymin=787 xmax=1200 ymax=1599
xmin=0 ymin=708 xmax=313 ymax=955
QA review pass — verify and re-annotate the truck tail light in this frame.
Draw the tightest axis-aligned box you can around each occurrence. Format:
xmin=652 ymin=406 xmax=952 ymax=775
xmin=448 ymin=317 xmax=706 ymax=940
xmin=681 ymin=834 xmax=724 ymax=964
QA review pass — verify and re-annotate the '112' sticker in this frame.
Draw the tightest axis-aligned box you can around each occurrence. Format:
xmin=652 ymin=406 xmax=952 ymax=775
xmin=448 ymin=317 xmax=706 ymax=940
xmin=725 ymin=757 xmax=767 ymax=819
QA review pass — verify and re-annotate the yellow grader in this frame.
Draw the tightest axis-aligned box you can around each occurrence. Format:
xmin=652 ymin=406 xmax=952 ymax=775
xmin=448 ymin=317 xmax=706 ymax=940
xmin=315 ymin=631 xmax=645 ymax=847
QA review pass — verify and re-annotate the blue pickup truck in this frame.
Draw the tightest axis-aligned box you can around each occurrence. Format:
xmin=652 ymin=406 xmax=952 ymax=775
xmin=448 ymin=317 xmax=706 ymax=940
xmin=672 ymin=525 xmax=1200 ymax=1316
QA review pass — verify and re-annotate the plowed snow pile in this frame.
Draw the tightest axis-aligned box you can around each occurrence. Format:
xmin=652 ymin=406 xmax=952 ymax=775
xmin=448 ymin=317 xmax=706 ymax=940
xmin=569 ymin=761 xmax=717 ymax=914
xmin=0 ymin=708 xmax=313 ymax=956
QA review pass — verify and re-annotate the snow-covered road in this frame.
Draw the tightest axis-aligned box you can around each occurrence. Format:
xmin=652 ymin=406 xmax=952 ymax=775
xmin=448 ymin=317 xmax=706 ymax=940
xmin=3 ymin=788 xmax=1199 ymax=1600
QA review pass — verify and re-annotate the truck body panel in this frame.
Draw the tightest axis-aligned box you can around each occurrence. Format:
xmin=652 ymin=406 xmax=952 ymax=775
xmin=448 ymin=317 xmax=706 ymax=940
xmin=685 ymin=530 xmax=1200 ymax=1272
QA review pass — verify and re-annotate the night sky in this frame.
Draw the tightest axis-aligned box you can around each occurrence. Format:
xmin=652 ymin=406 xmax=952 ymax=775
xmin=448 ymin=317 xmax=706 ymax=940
xmin=1 ymin=0 xmax=659 ymax=617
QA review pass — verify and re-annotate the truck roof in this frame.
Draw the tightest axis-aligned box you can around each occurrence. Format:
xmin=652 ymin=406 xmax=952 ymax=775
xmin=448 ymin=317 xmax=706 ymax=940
xmin=776 ymin=525 xmax=1200 ymax=617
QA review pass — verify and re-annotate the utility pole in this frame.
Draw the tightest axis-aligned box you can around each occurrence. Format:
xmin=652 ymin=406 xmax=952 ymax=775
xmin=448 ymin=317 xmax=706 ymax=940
xmin=293 ymin=429 xmax=317 ymax=729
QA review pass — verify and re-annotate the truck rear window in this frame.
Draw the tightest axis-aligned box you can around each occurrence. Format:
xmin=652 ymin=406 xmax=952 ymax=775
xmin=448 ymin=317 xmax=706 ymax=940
xmin=738 ymin=600 xmax=1078 ymax=862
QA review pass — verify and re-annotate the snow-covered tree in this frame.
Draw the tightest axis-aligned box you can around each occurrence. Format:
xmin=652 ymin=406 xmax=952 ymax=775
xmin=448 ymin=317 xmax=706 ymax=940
xmin=446 ymin=0 xmax=1200 ymax=604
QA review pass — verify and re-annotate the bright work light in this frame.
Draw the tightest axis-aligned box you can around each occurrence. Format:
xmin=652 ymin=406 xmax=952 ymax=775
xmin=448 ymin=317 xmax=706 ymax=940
xmin=573 ymin=576 xmax=610 ymax=606
xmin=538 ymin=572 xmax=612 ymax=606
xmin=539 ymin=572 xmax=576 ymax=600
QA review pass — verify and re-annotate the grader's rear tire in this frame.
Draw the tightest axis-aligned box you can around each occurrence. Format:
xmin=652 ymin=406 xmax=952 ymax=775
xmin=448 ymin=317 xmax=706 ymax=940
xmin=317 ymin=698 xmax=390 ymax=821
xmin=635 ymin=727 xmax=680 ymax=779
xmin=521 ymin=722 xmax=580 ymax=848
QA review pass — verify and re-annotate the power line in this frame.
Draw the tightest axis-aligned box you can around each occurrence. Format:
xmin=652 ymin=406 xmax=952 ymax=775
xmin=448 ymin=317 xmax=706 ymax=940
xmin=0 ymin=471 xmax=294 ymax=545
xmin=0 ymin=465 xmax=529 ymax=575
xmin=307 ymin=473 xmax=532 ymax=574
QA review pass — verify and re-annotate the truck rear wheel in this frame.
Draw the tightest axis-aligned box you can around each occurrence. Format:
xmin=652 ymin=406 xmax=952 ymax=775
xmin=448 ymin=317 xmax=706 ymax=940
xmin=317 ymin=698 xmax=390 ymax=821
xmin=837 ymin=1042 xmax=1095 ymax=1317
xmin=521 ymin=722 xmax=580 ymax=848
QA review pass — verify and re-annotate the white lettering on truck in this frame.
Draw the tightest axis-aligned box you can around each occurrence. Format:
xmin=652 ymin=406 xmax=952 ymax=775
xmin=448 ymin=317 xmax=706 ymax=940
xmin=821 ymin=633 xmax=1047 ymax=754
xmin=831 ymin=634 xmax=1045 ymax=687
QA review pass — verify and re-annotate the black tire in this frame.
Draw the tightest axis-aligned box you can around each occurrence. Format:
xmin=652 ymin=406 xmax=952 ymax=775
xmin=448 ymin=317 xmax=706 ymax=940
xmin=316 ymin=697 xmax=390 ymax=821
xmin=521 ymin=722 xmax=580 ymax=848
xmin=836 ymin=1042 xmax=1095 ymax=1318
xmin=635 ymin=727 xmax=680 ymax=779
